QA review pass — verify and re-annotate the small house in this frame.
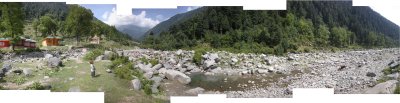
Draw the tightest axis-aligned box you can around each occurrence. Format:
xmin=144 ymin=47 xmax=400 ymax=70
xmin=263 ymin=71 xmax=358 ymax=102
xmin=0 ymin=38 xmax=10 ymax=48
xmin=42 ymin=36 xmax=62 ymax=46
xmin=90 ymin=35 xmax=100 ymax=44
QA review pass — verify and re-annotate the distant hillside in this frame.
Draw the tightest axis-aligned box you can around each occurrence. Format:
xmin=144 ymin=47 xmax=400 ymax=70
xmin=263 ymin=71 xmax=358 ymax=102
xmin=143 ymin=1 xmax=400 ymax=54
xmin=115 ymin=24 xmax=149 ymax=40
xmin=144 ymin=7 xmax=206 ymax=37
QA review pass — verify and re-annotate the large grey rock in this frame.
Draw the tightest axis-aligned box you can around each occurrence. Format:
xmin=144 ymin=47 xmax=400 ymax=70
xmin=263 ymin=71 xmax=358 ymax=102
xmin=131 ymin=79 xmax=142 ymax=90
xmin=151 ymin=82 xmax=161 ymax=93
xmin=165 ymin=70 xmax=191 ymax=84
xmin=152 ymin=64 xmax=163 ymax=70
xmin=103 ymin=51 xmax=115 ymax=60
xmin=185 ymin=87 xmax=205 ymax=95
xmin=138 ymin=63 xmax=154 ymax=73
xmin=203 ymin=60 xmax=217 ymax=69
xmin=23 ymin=68 xmax=32 ymax=76
xmin=365 ymin=80 xmax=398 ymax=94
xmin=2 ymin=62 xmax=12 ymax=72
xmin=47 ymin=57 xmax=62 ymax=68
xmin=256 ymin=69 xmax=270 ymax=74
xmin=95 ymin=55 xmax=104 ymax=61
xmin=144 ymin=72 xmax=153 ymax=79
xmin=45 ymin=54 xmax=53 ymax=59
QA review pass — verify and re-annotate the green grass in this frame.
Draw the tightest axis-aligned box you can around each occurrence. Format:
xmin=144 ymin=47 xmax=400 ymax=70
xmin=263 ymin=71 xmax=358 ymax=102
xmin=49 ymin=60 xmax=166 ymax=103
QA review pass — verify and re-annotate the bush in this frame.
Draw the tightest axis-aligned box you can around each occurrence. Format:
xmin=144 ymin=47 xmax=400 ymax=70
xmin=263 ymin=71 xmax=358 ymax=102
xmin=12 ymin=77 xmax=26 ymax=85
xmin=0 ymin=85 xmax=4 ymax=90
xmin=109 ymin=56 xmax=129 ymax=69
xmin=143 ymin=84 xmax=152 ymax=95
xmin=83 ymin=49 xmax=103 ymax=61
xmin=26 ymin=82 xmax=45 ymax=90
xmin=395 ymin=85 xmax=400 ymax=94
xmin=114 ymin=63 xmax=133 ymax=80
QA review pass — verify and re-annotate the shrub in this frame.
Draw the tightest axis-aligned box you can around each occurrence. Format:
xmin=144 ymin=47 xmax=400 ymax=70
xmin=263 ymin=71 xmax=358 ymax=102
xmin=26 ymin=82 xmax=45 ymax=90
xmin=83 ymin=49 xmax=103 ymax=61
xmin=193 ymin=48 xmax=207 ymax=65
xmin=0 ymin=85 xmax=4 ymax=90
xmin=12 ymin=77 xmax=26 ymax=85
xmin=114 ymin=63 xmax=133 ymax=80
xmin=395 ymin=85 xmax=400 ymax=94
xmin=143 ymin=84 xmax=152 ymax=95
xmin=382 ymin=68 xmax=392 ymax=75
xmin=109 ymin=56 xmax=129 ymax=69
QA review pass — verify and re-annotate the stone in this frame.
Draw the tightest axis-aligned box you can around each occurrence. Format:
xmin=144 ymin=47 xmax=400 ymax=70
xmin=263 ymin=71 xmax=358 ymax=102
xmin=165 ymin=70 xmax=191 ymax=84
xmin=144 ymin=72 xmax=153 ymax=79
xmin=95 ymin=55 xmax=104 ymax=61
xmin=231 ymin=58 xmax=238 ymax=63
xmin=106 ymin=69 xmax=112 ymax=73
xmin=256 ymin=69 xmax=269 ymax=74
xmin=176 ymin=49 xmax=183 ymax=55
xmin=152 ymin=64 xmax=163 ymax=70
xmin=366 ymin=72 xmax=376 ymax=77
xmin=209 ymin=53 xmax=219 ymax=62
xmin=23 ymin=68 xmax=32 ymax=76
xmin=185 ymin=87 xmax=205 ymax=95
xmin=103 ymin=51 xmax=115 ymax=60
xmin=2 ymin=62 xmax=12 ymax=72
xmin=138 ymin=63 xmax=154 ymax=73
xmin=365 ymin=80 xmax=398 ymax=94
xmin=45 ymin=54 xmax=53 ymax=59
xmin=68 ymin=86 xmax=80 ymax=92
xmin=203 ymin=60 xmax=217 ymax=70
xmin=132 ymin=79 xmax=142 ymax=90
xmin=151 ymin=83 xmax=160 ymax=93
xmin=47 ymin=57 xmax=62 ymax=68
xmin=151 ymin=76 xmax=163 ymax=84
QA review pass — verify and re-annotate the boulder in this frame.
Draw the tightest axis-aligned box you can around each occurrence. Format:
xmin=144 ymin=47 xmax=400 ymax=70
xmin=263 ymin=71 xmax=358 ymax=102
xmin=44 ymin=54 xmax=53 ymax=59
xmin=144 ymin=72 xmax=154 ymax=79
xmin=366 ymin=72 xmax=377 ymax=77
xmin=176 ymin=49 xmax=183 ymax=55
xmin=256 ymin=69 xmax=270 ymax=74
xmin=151 ymin=83 xmax=160 ymax=93
xmin=231 ymin=58 xmax=238 ymax=63
xmin=23 ymin=68 xmax=32 ymax=76
xmin=165 ymin=70 xmax=191 ymax=84
xmin=106 ymin=69 xmax=112 ymax=73
xmin=103 ymin=51 xmax=115 ymax=60
xmin=203 ymin=60 xmax=217 ymax=70
xmin=365 ymin=80 xmax=398 ymax=94
xmin=185 ymin=87 xmax=205 ymax=95
xmin=47 ymin=57 xmax=62 ymax=68
xmin=158 ymin=68 xmax=168 ymax=74
xmin=152 ymin=64 xmax=163 ymax=70
xmin=2 ymin=62 xmax=12 ymax=71
xmin=95 ymin=55 xmax=104 ymax=61
xmin=131 ymin=79 xmax=142 ymax=90
xmin=138 ymin=63 xmax=154 ymax=73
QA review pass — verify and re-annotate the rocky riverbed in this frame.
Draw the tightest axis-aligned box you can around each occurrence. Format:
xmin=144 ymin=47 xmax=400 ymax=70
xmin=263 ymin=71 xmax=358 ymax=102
xmin=118 ymin=48 xmax=400 ymax=98
xmin=1 ymin=47 xmax=400 ymax=98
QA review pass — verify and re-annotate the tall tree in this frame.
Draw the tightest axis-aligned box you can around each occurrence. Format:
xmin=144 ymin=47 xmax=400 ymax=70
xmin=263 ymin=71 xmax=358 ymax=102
xmin=0 ymin=3 xmax=25 ymax=50
xmin=38 ymin=15 xmax=58 ymax=37
xmin=65 ymin=5 xmax=93 ymax=45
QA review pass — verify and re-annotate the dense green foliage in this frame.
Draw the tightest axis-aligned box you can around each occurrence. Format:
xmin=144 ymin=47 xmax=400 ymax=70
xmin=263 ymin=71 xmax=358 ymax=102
xmin=83 ymin=49 xmax=103 ymax=61
xmin=144 ymin=1 xmax=400 ymax=55
xmin=26 ymin=82 xmax=45 ymax=90
xmin=109 ymin=56 xmax=155 ymax=95
xmin=0 ymin=3 xmax=25 ymax=50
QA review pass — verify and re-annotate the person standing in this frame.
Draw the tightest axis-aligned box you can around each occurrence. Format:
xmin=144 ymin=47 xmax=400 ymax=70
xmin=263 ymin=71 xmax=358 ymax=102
xmin=90 ymin=60 xmax=96 ymax=77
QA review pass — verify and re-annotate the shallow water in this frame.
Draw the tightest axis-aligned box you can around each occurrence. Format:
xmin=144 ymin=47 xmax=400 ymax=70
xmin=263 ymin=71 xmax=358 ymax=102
xmin=187 ymin=73 xmax=286 ymax=92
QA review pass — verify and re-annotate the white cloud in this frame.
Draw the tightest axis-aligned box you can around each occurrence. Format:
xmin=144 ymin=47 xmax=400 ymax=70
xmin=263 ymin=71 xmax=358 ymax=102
xmin=370 ymin=5 xmax=400 ymax=26
xmin=187 ymin=6 xmax=201 ymax=11
xmin=102 ymin=8 xmax=160 ymax=28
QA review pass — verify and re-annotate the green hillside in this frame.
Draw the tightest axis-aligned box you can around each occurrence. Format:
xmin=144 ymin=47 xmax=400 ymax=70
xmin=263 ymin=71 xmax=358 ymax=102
xmin=143 ymin=1 xmax=400 ymax=55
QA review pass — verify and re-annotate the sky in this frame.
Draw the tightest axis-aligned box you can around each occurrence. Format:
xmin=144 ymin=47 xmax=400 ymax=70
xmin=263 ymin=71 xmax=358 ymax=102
xmin=80 ymin=3 xmax=399 ymax=29
xmin=80 ymin=4 xmax=200 ymax=29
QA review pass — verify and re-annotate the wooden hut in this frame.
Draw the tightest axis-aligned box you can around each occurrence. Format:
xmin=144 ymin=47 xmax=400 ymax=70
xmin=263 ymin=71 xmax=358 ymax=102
xmin=42 ymin=36 xmax=62 ymax=46
xmin=0 ymin=38 xmax=10 ymax=48
xmin=90 ymin=35 xmax=100 ymax=44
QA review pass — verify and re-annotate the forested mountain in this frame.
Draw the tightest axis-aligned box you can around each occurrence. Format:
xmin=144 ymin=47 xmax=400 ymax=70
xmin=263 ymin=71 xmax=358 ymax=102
xmin=115 ymin=24 xmax=149 ymax=40
xmin=143 ymin=1 xmax=400 ymax=54
xmin=144 ymin=7 xmax=206 ymax=37
xmin=22 ymin=2 xmax=68 ymax=20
